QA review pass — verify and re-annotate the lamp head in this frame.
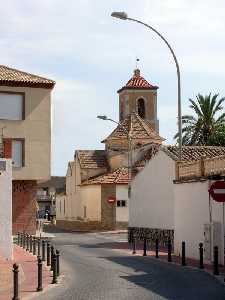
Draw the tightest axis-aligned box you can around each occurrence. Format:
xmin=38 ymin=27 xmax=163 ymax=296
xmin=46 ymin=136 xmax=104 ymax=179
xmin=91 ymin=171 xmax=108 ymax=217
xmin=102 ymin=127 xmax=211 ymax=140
xmin=111 ymin=11 xmax=128 ymax=20
xmin=97 ymin=115 xmax=108 ymax=120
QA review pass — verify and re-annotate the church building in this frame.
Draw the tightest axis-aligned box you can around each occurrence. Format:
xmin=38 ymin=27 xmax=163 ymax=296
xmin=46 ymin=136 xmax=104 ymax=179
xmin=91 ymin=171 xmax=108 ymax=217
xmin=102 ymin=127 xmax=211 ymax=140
xmin=56 ymin=69 xmax=163 ymax=231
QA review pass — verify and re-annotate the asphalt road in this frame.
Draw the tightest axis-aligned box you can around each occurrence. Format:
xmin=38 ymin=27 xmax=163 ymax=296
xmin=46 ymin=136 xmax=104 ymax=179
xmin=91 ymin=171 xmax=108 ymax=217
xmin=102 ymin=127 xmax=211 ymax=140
xmin=32 ymin=229 xmax=225 ymax=300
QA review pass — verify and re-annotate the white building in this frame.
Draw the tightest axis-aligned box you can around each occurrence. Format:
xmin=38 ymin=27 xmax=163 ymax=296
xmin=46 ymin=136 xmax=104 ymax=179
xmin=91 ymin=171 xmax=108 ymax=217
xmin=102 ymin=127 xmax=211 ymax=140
xmin=0 ymin=158 xmax=12 ymax=259
xmin=130 ymin=145 xmax=225 ymax=264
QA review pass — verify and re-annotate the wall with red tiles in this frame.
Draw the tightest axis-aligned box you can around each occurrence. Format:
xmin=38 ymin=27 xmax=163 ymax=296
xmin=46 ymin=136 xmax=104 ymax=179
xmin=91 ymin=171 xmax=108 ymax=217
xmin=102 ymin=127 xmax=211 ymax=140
xmin=12 ymin=180 xmax=37 ymax=235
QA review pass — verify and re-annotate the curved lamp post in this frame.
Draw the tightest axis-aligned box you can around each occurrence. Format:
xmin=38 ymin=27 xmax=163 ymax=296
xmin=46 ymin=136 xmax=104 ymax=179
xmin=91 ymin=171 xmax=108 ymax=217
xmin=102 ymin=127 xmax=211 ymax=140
xmin=111 ymin=11 xmax=182 ymax=160
xmin=97 ymin=115 xmax=132 ymax=197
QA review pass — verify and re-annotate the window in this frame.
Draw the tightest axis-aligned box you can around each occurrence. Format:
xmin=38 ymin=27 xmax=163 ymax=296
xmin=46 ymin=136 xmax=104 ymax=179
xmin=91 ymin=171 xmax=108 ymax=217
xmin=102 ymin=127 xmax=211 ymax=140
xmin=117 ymin=200 xmax=127 ymax=207
xmin=0 ymin=92 xmax=24 ymax=120
xmin=137 ymin=98 xmax=145 ymax=119
xmin=3 ymin=139 xmax=24 ymax=167
xmin=12 ymin=140 xmax=24 ymax=167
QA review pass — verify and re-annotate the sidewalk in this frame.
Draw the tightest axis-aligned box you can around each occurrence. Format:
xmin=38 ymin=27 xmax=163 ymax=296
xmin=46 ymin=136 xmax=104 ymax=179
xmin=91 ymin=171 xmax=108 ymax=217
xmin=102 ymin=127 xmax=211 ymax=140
xmin=0 ymin=245 xmax=52 ymax=300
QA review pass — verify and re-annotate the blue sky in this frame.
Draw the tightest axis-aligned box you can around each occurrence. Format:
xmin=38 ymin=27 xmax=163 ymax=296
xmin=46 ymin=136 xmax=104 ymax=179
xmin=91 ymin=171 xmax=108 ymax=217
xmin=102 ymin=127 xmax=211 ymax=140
xmin=1 ymin=0 xmax=225 ymax=175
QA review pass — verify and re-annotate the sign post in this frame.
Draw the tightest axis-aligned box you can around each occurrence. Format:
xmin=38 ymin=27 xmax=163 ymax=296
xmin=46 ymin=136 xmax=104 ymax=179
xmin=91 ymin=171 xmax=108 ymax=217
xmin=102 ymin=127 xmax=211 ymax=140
xmin=107 ymin=196 xmax=116 ymax=204
xmin=209 ymin=181 xmax=225 ymax=266
xmin=209 ymin=181 xmax=225 ymax=203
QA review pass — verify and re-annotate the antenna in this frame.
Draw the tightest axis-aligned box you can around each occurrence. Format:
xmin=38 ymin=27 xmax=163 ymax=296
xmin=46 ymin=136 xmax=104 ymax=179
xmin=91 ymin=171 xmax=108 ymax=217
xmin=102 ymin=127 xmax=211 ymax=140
xmin=1 ymin=126 xmax=6 ymax=139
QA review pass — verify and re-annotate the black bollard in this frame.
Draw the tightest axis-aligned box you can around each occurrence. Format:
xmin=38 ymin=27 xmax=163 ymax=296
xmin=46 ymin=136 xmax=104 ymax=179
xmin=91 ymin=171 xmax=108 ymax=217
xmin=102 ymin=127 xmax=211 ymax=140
xmin=18 ymin=232 xmax=20 ymax=246
xmin=181 ymin=241 xmax=186 ymax=266
xmin=23 ymin=232 xmax=26 ymax=249
xmin=143 ymin=236 xmax=147 ymax=256
xmin=168 ymin=239 xmax=172 ymax=262
xmin=36 ymin=256 xmax=43 ymax=292
xmin=52 ymin=253 xmax=58 ymax=284
xmin=42 ymin=240 xmax=46 ymax=261
xmin=29 ymin=236 xmax=33 ymax=253
xmin=213 ymin=246 xmax=219 ymax=275
xmin=37 ymin=238 xmax=41 ymax=256
xmin=12 ymin=263 xmax=19 ymax=300
xmin=130 ymin=230 xmax=134 ymax=245
xmin=26 ymin=234 xmax=29 ymax=251
xmin=155 ymin=239 xmax=159 ymax=258
xmin=47 ymin=242 xmax=51 ymax=266
xmin=33 ymin=237 xmax=36 ymax=256
xmin=56 ymin=250 xmax=60 ymax=276
xmin=51 ymin=246 xmax=55 ymax=271
xmin=132 ymin=236 xmax=136 ymax=255
xmin=199 ymin=243 xmax=204 ymax=269
xmin=20 ymin=233 xmax=23 ymax=247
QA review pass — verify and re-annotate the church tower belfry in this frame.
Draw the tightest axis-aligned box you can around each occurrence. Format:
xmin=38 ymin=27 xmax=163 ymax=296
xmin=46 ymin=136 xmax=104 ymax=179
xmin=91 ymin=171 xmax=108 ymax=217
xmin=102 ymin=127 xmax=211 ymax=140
xmin=117 ymin=69 xmax=159 ymax=133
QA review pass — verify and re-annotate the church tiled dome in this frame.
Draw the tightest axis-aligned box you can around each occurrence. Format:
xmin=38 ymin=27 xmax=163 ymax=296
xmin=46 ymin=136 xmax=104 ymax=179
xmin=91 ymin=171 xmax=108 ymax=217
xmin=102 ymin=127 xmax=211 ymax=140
xmin=118 ymin=69 xmax=158 ymax=92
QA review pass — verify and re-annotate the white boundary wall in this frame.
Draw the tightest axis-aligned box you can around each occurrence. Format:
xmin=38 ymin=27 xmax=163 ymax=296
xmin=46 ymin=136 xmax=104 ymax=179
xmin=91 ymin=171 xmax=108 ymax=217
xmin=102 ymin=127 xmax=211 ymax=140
xmin=130 ymin=151 xmax=175 ymax=229
xmin=174 ymin=180 xmax=224 ymax=264
xmin=0 ymin=159 xmax=12 ymax=260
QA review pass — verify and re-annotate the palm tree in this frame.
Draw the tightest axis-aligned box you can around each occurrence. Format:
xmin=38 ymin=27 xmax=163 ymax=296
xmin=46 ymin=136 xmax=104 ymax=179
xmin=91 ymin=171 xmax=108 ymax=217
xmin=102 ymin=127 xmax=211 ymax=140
xmin=174 ymin=93 xmax=225 ymax=146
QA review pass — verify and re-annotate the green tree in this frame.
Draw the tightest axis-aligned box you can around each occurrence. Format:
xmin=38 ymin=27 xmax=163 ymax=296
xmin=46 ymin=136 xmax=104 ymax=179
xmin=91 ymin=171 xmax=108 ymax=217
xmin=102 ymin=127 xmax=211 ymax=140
xmin=174 ymin=93 xmax=225 ymax=146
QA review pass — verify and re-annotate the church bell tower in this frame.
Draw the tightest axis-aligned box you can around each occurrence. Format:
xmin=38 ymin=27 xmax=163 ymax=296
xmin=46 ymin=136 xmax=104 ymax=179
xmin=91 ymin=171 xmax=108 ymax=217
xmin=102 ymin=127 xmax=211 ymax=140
xmin=117 ymin=69 xmax=159 ymax=133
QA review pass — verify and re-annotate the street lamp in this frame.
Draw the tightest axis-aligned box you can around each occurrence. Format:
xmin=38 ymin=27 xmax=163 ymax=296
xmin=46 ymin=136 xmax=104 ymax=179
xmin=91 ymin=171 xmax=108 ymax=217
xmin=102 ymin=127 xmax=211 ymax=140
xmin=111 ymin=11 xmax=182 ymax=160
xmin=97 ymin=115 xmax=132 ymax=197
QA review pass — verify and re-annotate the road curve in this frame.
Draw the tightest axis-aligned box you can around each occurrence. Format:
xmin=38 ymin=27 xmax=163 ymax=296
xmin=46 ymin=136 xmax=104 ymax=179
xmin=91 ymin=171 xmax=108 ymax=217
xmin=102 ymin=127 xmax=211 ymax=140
xmin=31 ymin=230 xmax=225 ymax=300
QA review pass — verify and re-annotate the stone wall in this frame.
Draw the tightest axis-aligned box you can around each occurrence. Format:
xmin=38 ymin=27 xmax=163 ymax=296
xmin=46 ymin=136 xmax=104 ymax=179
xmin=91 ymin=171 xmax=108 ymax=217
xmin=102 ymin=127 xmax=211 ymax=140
xmin=116 ymin=221 xmax=128 ymax=229
xmin=12 ymin=180 xmax=37 ymax=235
xmin=101 ymin=185 xmax=116 ymax=230
xmin=56 ymin=220 xmax=103 ymax=231
xmin=128 ymin=227 xmax=174 ymax=247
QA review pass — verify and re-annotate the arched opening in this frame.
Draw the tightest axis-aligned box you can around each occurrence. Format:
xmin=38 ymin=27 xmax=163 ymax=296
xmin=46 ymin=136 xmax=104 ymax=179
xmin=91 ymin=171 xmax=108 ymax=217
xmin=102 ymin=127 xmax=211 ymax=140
xmin=137 ymin=98 xmax=146 ymax=119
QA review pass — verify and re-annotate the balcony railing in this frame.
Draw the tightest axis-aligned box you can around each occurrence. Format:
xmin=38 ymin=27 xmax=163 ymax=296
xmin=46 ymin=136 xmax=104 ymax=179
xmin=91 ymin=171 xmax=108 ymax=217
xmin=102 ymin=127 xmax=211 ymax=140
xmin=36 ymin=195 xmax=51 ymax=202
xmin=176 ymin=155 xmax=225 ymax=180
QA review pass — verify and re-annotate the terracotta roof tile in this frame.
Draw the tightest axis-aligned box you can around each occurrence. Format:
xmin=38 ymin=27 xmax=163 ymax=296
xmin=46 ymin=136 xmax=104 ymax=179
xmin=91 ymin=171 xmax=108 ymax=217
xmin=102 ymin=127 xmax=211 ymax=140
xmin=102 ymin=112 xmax=164 ymax=143
xmin=76 ymin=150 xmax=108 ymax=169
xmin=163 ymin=146 xmax=225 ymax=161
xmin=0 ymin=65 xmax=55 ymax=88
xmin=133 ymin=145 xmax=225 ymax=173
xmin=134 ymin=144 xmax=161 ymax=169
xmin=117 ymin=69 xmax=158 ymax=93
xmin=81 ymin=167 xmax=128 ymax=185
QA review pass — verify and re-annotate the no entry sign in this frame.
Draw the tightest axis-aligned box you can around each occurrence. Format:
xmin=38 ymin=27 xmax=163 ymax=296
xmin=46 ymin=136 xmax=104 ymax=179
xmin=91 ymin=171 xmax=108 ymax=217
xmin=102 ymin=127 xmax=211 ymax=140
xmin=209 ymin=181 xmax=225 ymax=202
xmin=107 ymin=196 xmax=116 ymax=204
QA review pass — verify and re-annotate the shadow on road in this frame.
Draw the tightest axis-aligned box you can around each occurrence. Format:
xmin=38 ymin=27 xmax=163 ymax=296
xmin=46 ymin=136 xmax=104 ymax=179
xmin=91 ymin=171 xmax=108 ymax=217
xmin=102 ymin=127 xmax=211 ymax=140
xmin=103 ymin=256 xmax=225 ymax=300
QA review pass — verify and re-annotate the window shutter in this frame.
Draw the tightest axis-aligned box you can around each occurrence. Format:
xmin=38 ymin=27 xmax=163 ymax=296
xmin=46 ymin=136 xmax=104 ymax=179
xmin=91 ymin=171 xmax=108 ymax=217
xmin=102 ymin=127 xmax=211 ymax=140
xmin=3 ymin=139 xmax=12 ymax=158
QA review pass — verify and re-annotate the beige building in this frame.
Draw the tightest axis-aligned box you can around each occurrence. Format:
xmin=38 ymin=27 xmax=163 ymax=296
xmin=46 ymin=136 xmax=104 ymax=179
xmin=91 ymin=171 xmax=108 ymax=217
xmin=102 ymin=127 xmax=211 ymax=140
xmin=56 ymin=69 xmax=163 ymax=231
xmin=0 ymin=65 xmax=55 ymax=234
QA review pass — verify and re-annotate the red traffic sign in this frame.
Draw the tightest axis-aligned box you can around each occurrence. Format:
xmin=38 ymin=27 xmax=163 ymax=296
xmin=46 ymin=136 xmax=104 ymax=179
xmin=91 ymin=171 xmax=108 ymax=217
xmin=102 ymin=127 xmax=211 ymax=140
xmin=107 ymin=196 xmax=116 ymax=204
xmin=209 ymin=181 xmax=225 ymax=202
